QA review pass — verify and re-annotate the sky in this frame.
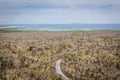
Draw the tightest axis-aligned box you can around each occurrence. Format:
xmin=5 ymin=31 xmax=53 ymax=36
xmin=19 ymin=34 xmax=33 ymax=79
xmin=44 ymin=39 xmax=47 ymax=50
xmin=0 ymin=0 xmax=120 ymax=24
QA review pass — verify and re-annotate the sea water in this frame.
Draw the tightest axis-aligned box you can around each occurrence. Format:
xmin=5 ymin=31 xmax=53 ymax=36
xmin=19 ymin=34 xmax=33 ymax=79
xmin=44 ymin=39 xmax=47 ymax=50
xmin=3 ymin=24 xmax=120 ymax=31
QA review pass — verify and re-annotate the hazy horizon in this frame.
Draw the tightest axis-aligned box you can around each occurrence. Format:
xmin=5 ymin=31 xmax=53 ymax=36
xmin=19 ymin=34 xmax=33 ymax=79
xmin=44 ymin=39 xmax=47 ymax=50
xmin=1 ymin=23 xmax=120 ymax=25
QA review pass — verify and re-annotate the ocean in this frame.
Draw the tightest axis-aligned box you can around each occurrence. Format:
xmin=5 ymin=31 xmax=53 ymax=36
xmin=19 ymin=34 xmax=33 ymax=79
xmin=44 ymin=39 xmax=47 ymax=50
xmin=2 ymin=24 xmax=120 ymax=31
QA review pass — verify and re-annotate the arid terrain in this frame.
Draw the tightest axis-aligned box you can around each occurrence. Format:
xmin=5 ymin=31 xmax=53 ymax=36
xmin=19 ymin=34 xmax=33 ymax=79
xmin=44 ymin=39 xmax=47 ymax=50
xmin=0 ymin=30 xmax=120 ymax=80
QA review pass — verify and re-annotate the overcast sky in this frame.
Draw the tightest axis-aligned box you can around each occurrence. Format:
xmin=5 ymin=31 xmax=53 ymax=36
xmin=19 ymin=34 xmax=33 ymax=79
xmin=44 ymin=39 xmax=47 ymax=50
xmin=0 ymin=0 xmax=120 ymax=24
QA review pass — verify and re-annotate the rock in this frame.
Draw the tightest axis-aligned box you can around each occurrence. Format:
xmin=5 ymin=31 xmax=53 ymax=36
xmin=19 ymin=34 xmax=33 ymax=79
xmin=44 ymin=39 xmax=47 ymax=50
xmin=28 ymin=46 xmax=36 ymax=51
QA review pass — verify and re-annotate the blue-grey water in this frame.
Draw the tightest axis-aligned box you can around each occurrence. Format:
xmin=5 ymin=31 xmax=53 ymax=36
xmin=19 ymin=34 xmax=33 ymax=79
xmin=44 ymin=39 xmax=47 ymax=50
xmin=2 ymin=24 xmax=120 ymax=31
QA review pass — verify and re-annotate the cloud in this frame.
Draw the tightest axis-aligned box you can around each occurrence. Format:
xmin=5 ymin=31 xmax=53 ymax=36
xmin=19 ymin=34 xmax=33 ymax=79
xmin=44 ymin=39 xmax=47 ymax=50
xmin=76 ymin=4 xmax=113 ymax=9
xmin=0 ymin=0 xmax=120 ymax=24
xmin=0 ymin=0 xmax=120 ymax=9
xmin=24 ymin=4 xmax=69 ymax=9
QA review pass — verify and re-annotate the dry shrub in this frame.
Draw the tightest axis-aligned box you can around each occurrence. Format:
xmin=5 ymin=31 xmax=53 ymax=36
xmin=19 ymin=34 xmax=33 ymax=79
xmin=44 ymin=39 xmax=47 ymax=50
xmin=0 ymin=31 xmax=120 ymax=80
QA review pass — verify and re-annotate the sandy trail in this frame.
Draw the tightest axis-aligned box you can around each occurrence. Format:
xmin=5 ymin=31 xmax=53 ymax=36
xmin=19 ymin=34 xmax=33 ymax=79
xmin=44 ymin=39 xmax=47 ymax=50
xmin=56 ymin=59 xmax=69 ymax=80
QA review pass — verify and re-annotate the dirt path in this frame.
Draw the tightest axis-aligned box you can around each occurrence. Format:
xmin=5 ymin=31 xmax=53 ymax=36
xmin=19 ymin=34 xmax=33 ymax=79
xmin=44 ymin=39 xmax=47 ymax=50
xmin=56 ymin=59 xmax=69 ymax=80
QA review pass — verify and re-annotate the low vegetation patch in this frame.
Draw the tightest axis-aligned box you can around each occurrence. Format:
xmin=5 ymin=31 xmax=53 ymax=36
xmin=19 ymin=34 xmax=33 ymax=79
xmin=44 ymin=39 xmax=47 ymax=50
xmin=0 ymin=31 xmax=120 ymax=80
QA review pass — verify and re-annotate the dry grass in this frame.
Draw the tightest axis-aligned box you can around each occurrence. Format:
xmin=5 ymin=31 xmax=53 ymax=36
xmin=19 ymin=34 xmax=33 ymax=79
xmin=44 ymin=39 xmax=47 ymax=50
xmin=0 ymin=30 xmax=120 ymax=80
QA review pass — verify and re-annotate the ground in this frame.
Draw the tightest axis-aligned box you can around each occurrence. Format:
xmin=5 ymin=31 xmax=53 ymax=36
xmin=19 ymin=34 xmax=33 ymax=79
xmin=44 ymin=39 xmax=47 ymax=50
xmin=0 ymin=30 xmax=120 ymax=80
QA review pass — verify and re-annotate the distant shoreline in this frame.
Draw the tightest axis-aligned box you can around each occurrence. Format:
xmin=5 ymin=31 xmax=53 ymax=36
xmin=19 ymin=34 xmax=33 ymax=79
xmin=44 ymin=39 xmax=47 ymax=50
xmin=0 ymin=26 xmax=8 ymax=29
xmin=0 ymin=28 xmax=120 ymax=33
xmin=0 ymin=24 xmax=120 ymax=31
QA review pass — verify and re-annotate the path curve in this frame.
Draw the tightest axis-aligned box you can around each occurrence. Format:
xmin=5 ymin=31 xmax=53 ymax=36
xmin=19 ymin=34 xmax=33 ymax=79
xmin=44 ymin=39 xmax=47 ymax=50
xmin=56 ymin=59 xmax=69 ymax=80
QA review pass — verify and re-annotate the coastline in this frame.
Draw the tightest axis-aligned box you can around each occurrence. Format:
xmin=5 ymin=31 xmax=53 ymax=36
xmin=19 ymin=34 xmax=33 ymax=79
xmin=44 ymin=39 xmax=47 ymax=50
xmin=0 ymin=24 xmax=120 ymax=32
xmin=0 ymin=28 xmax=120 ymax=33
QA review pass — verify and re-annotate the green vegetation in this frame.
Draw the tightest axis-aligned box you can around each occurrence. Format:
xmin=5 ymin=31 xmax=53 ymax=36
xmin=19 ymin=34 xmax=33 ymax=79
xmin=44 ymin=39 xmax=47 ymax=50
xmin=0 ymin=31 xmax=120 ymax=80
xmin=0 ymin=29 xmax=23 ymax=33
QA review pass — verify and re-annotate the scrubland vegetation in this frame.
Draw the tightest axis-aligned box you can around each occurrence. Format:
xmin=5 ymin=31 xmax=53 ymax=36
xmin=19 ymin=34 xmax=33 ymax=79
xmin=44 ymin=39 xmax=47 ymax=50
xmin=0 ymin=29 xmax=23 ymax=33
xmin=0 ymin=30 xmax=120 ymax=80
